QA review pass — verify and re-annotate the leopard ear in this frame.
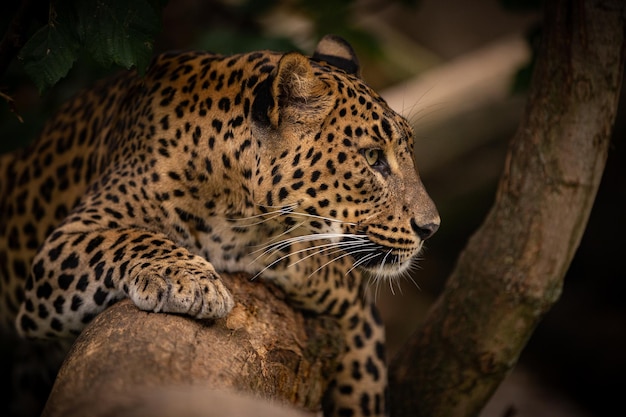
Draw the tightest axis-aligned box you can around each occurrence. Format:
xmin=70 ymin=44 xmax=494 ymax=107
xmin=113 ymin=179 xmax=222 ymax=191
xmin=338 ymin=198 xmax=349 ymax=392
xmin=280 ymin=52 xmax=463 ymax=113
xmin=268 ymin=52 xmax=332 ymax=127
xmin=312 ymin=34 xmax=360 ymax=77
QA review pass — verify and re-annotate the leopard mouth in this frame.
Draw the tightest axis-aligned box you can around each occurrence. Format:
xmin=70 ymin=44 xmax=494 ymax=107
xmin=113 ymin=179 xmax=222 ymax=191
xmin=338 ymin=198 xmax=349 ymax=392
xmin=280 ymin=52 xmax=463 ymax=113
xmin=340 ymin=236 xmax=419 ymax=276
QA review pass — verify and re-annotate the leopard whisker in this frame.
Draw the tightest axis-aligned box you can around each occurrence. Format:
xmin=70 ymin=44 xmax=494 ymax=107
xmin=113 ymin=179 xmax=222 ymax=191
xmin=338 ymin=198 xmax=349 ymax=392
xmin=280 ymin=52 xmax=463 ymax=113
xmin=263 ymin=239 xmax=365 ymax=270
xmin=227 ymin=203 xmax=298 ymax=226
xmin=257 ymin=201 xmax=359 ymax=228
xmin=288 ymin=239 xmax=369 ymax=268
xmin=250 ymin=233 xmax=366 ymax=274
xmin=355 ymin=250 xmax=383 ymax=270
xmin=259 ymin=220 xmax=308 ymax=247
xmin=251 ymin=236 xmax=364 ymax=280
xmin=254 ymin=202 xmax=356 ymax=227
xmin=345 ymin=245 xmax=380 ymax=276
xmin=404 ymin=256 xmax=422 ymax=291
xmin=284 ymin=210 xmax=357 ymax=226
xmin=229 ymin=211 xmax=285 ymax=227
xmin=363 ymin=248 xmax=393 ymax=300
xmin=306 ymin=251 xmax=355 ymax=280
xmin=308 ymin=244 xmax=379 ymax=280
xmin=253 ymin=233 xmax=366 ymax=257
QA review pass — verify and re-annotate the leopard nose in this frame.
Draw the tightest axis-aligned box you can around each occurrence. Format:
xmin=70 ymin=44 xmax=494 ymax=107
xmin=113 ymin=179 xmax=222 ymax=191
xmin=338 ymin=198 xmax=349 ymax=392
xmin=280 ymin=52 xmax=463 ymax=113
xmin=410 ymin=219 xmax=440 ymax=241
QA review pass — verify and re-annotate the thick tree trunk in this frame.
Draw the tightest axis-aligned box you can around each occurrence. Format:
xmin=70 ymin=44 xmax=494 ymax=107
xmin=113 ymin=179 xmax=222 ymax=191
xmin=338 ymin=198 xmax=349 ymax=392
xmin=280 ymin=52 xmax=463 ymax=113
xmin=42 ymin=273 xmax=343 ymax=417
xmin=389 ymin=0 xmax=624 ymax=416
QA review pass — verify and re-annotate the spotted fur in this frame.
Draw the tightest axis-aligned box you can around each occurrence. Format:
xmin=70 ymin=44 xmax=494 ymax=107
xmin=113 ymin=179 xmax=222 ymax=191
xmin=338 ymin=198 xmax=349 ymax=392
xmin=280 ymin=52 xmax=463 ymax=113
xmin=0 ymin=35 xmax=439 ymax=416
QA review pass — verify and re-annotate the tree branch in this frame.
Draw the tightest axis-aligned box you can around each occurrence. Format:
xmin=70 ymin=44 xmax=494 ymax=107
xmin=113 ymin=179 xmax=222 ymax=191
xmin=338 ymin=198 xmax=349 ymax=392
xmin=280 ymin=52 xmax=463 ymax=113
xmin=41 ymin=273 xmax=343 ymax=417
xmin=389 ymin=0 xmax=624 ymax=415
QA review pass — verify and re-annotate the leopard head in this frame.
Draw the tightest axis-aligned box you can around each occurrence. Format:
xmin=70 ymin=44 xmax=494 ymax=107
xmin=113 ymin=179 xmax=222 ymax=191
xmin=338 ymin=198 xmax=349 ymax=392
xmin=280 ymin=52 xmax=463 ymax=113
xmin=252 ymin=35 xmax=440 ymax=277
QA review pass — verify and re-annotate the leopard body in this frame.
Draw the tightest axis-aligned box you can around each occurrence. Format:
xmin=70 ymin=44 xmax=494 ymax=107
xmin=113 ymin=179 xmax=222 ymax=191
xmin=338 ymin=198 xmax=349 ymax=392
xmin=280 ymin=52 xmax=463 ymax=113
xmin=0 ymin=35 xmax=439 ymax=416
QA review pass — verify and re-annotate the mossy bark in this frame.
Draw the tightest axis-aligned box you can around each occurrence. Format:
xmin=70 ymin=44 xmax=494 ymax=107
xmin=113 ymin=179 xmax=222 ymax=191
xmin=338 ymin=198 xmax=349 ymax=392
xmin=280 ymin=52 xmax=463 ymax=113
xmin=389 ymin=0 xmax=625 ymax=415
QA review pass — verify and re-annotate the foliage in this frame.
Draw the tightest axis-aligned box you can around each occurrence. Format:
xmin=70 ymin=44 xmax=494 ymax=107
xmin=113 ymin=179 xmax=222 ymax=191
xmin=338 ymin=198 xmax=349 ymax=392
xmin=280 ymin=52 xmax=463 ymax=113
xmin=19 ymin=0 xmax=164 ymax=93
xmin=10 ymin=0 xmax=415 ymax=94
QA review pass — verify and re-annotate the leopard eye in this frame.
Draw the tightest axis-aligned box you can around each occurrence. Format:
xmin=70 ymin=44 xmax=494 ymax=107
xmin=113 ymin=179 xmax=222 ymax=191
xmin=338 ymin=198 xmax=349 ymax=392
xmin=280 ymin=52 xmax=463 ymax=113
xmin=360 ymin=148 xmax=390 ymax=176
xmin=363 ymin=148 xmax=382 ymax=166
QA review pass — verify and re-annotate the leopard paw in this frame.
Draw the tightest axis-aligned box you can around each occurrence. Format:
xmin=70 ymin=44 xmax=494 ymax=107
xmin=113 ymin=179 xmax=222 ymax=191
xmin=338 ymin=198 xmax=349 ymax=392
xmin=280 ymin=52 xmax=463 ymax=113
xmin=127 ymin=258 xmax=234 ymax=319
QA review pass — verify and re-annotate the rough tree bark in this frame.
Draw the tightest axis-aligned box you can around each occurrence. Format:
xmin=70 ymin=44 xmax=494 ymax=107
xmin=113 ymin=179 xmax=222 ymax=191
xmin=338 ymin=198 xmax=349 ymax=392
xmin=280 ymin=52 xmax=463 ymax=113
xmin=41 ymin=0 xmax=624 ymax=416
xmin=389 ymin=0 xmax=624 ymax=416
xmin=42 ymin=273 xmax=343 ymax=417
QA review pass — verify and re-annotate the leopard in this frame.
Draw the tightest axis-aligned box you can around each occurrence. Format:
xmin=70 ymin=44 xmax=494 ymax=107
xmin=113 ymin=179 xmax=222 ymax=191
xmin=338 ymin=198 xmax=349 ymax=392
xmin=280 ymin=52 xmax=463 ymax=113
xmin=0 ymin=35 xmax=439 ymax=417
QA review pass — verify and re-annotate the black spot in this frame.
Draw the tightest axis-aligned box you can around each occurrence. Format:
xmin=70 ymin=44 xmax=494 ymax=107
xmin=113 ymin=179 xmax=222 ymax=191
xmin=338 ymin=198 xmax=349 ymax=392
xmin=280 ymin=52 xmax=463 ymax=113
xmin=36 ymin=282 xmax=53 ymax=298
xmin=104 ymin=207 xmax=124 ymax=219
xmin=94 ymin=261 xmax=105 ymax=281
xmin=93 ymin=287 xmax=108 ymax=306
xmin=381 ymin=118 xmax=393 ymax=138
xmin=175 ymin=207 xmax=213 ymax=233
xmin=310 ymin=151 xmax=323 ymax=166
xmin=337 ymin=408 xmax=355 ymax=417
xmin=222 ymin=154 xmax=231 ymax=169
xmin=50 ymin=317 xmax=63 ymax=332
xmin=338 ymin=385 xmax=353 ymax=395
xmin=360 ymin=393 xmax=372 ymax=417
xmin=70 ymin=295 xmax=83 ymax=311
xmin=353 ymin=334 xmax=364 ymax=348
xmin=48 ymin=242 xmax=66 ymax=262
xmin=20 ymin=315 xmax=38 ymax=332
xmin=104 ymin=268 xmax=115 ymax=289
xmin=33 ymin=259 xmax=46 ymax=282
xmin=365 ymin=357 xmax=380 ymax=381
xmin=375 ymin=341 xmax=385 ymax=361
xmin=81 ymin=312 xmax=96 ymax=324
xmin=337 ymin=299 xmax=350 ymax=318
xmin=278 ymin=187 xmax=288 ymax=201
xmin=348 ymin=314 xmax=359 ymax=330
xmin=229 ymin=115 xmax=244 ymax=128
xmin=58 ymin=273 xmax=74 ymax=290
xmin=351 ymin=360 xmax=363 ymax=380
xmin=37 ymin=304 xmax=49 ymax=319
xmin=61 ymin=252 xmax=80 ymax=270
xmin=212 ymin=119 xmax=223 ymax=134
xmin=218 ymin=97 xmax=231 ymax=112
xmin=362 ymin=320 xmax=373 ymax=339
xmin=39 ymin=177 xmax=55 ymax=203
xmin=53 ymin=295 xmax=65 ymax=314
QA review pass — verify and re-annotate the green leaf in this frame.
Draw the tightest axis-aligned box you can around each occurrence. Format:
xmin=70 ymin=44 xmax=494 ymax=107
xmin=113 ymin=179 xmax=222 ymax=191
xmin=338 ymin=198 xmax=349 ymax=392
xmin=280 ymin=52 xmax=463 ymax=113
xmin=75 ymin=0 xmax=161 ymax=73
xmin=20 ymin=21 xmax=80 ymax=92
